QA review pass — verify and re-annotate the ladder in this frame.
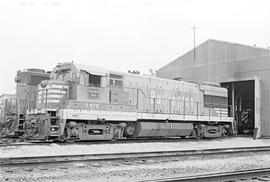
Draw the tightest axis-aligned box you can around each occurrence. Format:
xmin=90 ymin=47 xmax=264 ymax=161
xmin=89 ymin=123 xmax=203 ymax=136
xmin=48 ymin=111 xmax=61 ymax=138
xmin=18 ymin=113 xmax=25 ymax=131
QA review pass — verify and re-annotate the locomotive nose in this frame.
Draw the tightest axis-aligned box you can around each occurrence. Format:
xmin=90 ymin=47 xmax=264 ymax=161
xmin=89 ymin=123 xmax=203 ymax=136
xmin=36 ymin=80 xmax=69 ymax=110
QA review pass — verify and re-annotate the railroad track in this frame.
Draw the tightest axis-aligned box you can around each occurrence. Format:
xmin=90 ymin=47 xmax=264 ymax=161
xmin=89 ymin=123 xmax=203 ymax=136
xmin=2 ymin=146 xmax=270 ymax=166
xmin=139 ymin=168 xmax=270 ymax=182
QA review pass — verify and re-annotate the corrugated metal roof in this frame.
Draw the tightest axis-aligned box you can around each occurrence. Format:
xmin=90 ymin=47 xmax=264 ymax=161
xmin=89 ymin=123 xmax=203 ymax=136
xmin=157 ymin=39 xmax=270 ymax=82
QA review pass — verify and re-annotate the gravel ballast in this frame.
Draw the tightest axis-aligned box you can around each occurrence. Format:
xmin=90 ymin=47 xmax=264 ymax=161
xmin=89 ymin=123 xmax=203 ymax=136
xmin=1 ymin=151 xmax=270 ymax=182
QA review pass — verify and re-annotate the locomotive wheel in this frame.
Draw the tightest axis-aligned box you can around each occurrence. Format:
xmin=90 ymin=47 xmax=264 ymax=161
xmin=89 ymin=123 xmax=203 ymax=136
xmin=65 ymin=137 xmax=76 ymax=143
xmin=63 ymin=127 xmax=77 ymax=143
xmin=124 ymin=123 xmax=136 ymax=137
xmin=195 ymin=127 xmax=203 ymax=139
xmin=221 ymin=127 xmax=229 ymax=137
xmin=110 ymin=135 xmax=118 ymax=142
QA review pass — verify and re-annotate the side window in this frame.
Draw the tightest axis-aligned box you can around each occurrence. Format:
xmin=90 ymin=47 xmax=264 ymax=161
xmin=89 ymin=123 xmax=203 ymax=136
xmin=30 ymin=76 xmax=49 ymax=86
xmin=109 ymin=79 xmax=114 ymax=86
xmin=109 ymin=74 xmax=123 ymax=88
xmin=89 ymin=74 xmax=101 ymax=87
xmin=115 ymin=80 xmax=123 ymax=87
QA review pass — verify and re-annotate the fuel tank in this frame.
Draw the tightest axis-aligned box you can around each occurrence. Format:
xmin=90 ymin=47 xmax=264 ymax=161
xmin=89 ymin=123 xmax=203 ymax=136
xmin=132 ymin=122 xmax=193 ymax=137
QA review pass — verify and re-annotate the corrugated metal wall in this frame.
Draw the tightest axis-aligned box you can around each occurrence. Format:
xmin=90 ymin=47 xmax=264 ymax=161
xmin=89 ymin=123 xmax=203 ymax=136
xmin=235 ymin=55 xmax=270 ymax=136
xmin=157 ymin=39 xmax=270 ymax=136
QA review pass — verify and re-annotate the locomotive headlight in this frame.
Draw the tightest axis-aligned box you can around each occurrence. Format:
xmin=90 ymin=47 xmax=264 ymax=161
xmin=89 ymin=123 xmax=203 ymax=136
xmin=40 ymin=82 xmax=47 ymax=88
xmin=51 ymin=128 xmax=56 ymax=131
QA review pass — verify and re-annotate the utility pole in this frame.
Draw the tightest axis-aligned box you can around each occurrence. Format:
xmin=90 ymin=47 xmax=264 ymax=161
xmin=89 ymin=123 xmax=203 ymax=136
xmin=191 ymin=25 xmax=198 ymax=61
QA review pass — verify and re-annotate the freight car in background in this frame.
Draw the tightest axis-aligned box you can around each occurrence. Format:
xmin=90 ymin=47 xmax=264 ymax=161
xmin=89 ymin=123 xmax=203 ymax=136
xmin=0 ymin=69 xmax=50 ymax=137
xmin=24 ymin=62 xmax=234 ymax=141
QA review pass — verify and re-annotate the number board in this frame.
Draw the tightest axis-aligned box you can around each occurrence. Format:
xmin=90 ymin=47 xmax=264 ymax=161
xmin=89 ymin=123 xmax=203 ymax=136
xmin=89 ymin=88 xmax=100 ymax=99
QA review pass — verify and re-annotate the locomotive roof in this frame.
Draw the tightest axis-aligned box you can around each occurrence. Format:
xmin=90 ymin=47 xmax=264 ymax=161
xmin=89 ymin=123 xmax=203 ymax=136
xmin=74 ymin=63 xmax=199 ymax=86
xmin=63 ymin=62 xmax=225 ymax=90
xmin=75 ymin=64 xmax=108 ymax=76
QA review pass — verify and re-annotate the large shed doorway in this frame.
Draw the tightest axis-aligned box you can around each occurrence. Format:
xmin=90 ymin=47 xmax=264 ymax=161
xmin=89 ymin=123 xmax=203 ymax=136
xmin=221 ymin=78 xmax=261 ymax=137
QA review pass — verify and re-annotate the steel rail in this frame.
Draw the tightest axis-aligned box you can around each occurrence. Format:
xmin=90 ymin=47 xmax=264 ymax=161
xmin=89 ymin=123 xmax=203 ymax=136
xmin=2 ymin=146 xmax=270 ymax=166
xmin=138 ymin=168 xmax=270 ymax=182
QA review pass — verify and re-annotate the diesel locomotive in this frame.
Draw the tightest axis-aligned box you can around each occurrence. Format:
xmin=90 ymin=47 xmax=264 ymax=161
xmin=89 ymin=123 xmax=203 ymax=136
xmin=24 ymin=62 xmax=233 ymax=141
xmin=0 ymin=69 xmax=50 ymax=137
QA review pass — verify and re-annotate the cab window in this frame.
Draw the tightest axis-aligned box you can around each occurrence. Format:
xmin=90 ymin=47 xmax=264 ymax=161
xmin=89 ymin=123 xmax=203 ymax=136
xmin=109 ymin=74 xmax=123 ymax=88
xmin=89 ymin=74 xmax=101 ymax=87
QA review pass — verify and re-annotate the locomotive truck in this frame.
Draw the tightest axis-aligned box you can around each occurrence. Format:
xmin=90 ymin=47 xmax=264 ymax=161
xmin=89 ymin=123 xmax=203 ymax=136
xmin=24 ymin=62 xmax=234 ymax=141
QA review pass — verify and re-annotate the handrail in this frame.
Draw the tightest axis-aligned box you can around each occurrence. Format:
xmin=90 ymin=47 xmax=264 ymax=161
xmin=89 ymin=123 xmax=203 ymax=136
xmin=137 ymin=88 xmax=148 ymax=98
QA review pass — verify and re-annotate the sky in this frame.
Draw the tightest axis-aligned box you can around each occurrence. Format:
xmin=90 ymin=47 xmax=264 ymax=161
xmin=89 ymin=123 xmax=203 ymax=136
xmin=0 ymin=0 xmax=269 ymax=94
